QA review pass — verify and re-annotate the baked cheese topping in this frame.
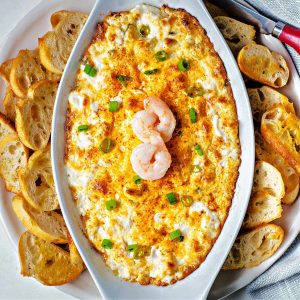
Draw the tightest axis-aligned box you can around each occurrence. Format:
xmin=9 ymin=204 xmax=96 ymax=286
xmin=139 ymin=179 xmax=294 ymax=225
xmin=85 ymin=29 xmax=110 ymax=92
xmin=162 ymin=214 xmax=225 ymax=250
xmin=64 ymin=4 xmax=241 ymax=286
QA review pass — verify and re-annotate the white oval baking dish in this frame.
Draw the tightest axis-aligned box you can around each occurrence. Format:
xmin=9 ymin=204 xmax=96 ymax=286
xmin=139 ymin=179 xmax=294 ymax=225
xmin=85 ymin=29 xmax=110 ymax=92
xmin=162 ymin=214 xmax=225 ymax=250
xmin=51 ymin=0 xmax=255 ymax=299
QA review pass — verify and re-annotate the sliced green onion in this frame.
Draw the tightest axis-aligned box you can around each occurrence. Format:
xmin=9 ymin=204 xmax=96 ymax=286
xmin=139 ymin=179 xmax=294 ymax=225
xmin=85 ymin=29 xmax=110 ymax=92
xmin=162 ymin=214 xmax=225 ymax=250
xmin=169 ymin=229 xmax=184 ymax=241
xmin=187 ymin=86 xmax=205 ymax=98
xmin=84 ymin=64 xmax=97 ymax=77
xmin=100 ymin=138 xmax=113 ymax=153
xmin=154 ymin=50 xmax=168 ymax=62
xmin=181 ymin=195 xmax=193 ymax=207
xmin=189 ymin=108 xmax=197 ymax=123
xmin=101 ymin=239 xmax=113 ymax=249
xmin=139 ymin=24 xmax=150 ymax=37
xmin=109 ymin=101 xmax=119 ymax=112
xmin=106 ymin=199 xmax=117 ymax=211
xmin=178 ymin=59 xmax=189 ymax=71
xmin=194 ymin=144 xmax=203 ymax=156
xmin=166 ymin=192 xmax=177 ymax=205
xmin=133 ymin=175 xmax=142 ymax=184
xmin=126 ymin=244 xmax=139 ymax=252
xmin=144 ymin=69 xmax=158 ymax=75
xmin=191 ymin=165 xmax=201 ymax=173
xmin=78 ymin=125 xmax=89 ymax=132
xmin=117 ymin=75 xmax=132 ymax=87
xmin=133 ymin=247 xmax=148 ymax=259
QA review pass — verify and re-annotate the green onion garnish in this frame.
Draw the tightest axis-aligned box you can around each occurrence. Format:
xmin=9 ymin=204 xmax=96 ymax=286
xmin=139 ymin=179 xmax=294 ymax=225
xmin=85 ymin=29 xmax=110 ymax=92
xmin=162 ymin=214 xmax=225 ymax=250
xmin=169 ymin=229 xmax=184 ymax=241
xmin=187 ymin=86 xmax=205 ymax=98
xmin=144 ymin=69 xmax=158 ymax=75
xmin=106 ymin=199 xmax=117 ymax=211
xmin=126 ymin=244 xmax=139 ymax=252
xmin=99 ymin=138 xmax=113 ymax=153
xmin=154 ymin=50 xmax=168 ymax=62
xmin=109 ymin=101 xmax=119 ymax=112
xmin=181 ymin=195 xmax=193 ymax=207
xmin=178 ymin=59 xmax=189 ymax=71
xmin=189 ymin=108 xmax=197 ymax=123
xmin=133 ymin=175 xmax=142 ymax=184
xmin=101 ymin=239 xmax=113 ymax=249
xmin=78 ymin=125 xmax=89 ymax=132
xmin=194 ymin=144 xmax=203 ymax=156
xmin=191 ymin=165 xmax=201 ymax=173
xmin=117 ymin=75 xmax=132 ymax=87
xmin=166 ymin=192 xmax=177 ymax=205
xmin=139 ymin=24 xmax=150 ymax=37
xmin=133 ymin=247 xmax=148 ymax=259
xmin=84 ymin=64 xmax=97 ymax=77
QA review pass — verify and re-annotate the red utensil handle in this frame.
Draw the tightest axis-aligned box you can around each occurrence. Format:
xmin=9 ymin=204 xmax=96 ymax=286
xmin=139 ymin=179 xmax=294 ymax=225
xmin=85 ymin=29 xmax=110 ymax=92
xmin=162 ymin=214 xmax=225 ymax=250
xmin=278 ymin=24 xmax=300 ymax=54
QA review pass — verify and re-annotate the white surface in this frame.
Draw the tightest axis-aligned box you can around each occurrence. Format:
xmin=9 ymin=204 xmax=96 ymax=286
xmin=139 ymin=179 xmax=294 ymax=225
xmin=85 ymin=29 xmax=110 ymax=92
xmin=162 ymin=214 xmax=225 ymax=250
xmin=0 ymin=0 xmax=299 ymax=300
xmin=52 ymin=1 xmax=253 ymax=300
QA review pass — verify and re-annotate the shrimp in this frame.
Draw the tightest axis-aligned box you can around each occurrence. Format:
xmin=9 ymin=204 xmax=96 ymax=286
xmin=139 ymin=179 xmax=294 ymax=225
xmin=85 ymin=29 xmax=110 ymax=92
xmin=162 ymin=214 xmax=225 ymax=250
xmin=132 ymin=96 xmax=176 ymax=143
xmin=130 ymin=133 xmax=171 ymax=180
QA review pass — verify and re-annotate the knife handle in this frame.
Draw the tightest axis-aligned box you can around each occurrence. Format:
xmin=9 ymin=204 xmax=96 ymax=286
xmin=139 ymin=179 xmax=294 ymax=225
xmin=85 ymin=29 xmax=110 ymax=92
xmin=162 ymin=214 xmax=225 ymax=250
xmin=274 ymin=22 xmax=300 ymax=54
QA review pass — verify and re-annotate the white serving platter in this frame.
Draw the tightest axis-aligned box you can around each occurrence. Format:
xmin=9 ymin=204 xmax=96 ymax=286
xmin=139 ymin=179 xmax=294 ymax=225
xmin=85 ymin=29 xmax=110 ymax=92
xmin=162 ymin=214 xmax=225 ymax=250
xmin=0 ymin=0 xmax=298 ymax=299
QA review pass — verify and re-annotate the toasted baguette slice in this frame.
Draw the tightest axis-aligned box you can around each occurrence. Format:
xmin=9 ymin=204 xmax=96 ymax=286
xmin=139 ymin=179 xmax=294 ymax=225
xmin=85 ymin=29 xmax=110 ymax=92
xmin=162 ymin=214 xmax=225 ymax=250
xmin=12 ymin=195 xmax=67 ymax=244
xmin=214 ymin=16 xmax=256 ymax=56
xmin=261 ymin=105 xmax=300 ymax=174
xmin=243 ymin=189 xmax=282 ymax=229
xmin=19 ymin=231 xmax=84 ymax=286
xmin=256 ymin=129 xmax=299 ymax=205
xmin=3 ymin=87 xmax=19 ymax=122
xmin=10 ymin=49 xmax=48 ymax=98
xmin=67 ymin=233 xmax=85 ymax=270
xmin=253 ymin=161 xmax=285 ymax=199
xmin=223 ymin=224 xmax=284 ymax=270
xmin=39 ymin=12 xmax=87 ymax=74
xmin=0 ymin=112 xmax=15 ymax=138
xmin=9 ymin=49 xmax=60 ymax=98
xmin=203 ymin=1 xmax=228 ymax=18
xmin=16 ymin=80 xmax=58 ymax=150
xmin=50 ymin=10 xmax=86 ymax=28
xmin=0 ymin=134 xmax=29 ymax=194
xmin=19 ymin=146 xmax=59 ymax=211
xmin=243 ymin=161 xmax=284 ymax=229
xmin=238 ymin=43 xmax=289 ymax=88
xmin=248 ymin=86 xmax=295 ymax=125
xmin=0 ymin=58 xmax=14 ymax=84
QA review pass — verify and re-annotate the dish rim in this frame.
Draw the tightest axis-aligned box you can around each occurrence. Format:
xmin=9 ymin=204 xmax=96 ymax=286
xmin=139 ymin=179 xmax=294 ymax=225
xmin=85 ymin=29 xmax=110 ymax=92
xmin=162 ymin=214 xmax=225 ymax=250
xmin=51 ymin=0 xmax=255 ymax=299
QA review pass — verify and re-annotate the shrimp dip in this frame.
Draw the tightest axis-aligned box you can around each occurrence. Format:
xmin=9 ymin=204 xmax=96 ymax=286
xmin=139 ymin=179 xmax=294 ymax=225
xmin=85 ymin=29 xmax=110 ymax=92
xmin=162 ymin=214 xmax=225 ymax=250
xmin=64 ymin=4 xmax=241 ymax=286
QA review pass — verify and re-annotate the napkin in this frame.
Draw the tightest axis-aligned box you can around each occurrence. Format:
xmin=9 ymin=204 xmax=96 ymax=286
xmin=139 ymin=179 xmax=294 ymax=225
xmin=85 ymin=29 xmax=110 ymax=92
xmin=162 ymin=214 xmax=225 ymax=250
xmin=230 ymin=0 xmax=300 ymax=299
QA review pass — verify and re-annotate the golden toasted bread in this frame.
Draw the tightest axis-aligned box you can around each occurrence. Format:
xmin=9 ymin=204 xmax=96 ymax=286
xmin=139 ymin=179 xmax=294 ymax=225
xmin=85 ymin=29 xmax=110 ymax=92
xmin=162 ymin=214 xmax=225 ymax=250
xmin=19 ymin=231 xmax=84 ymax=286
xmin=15 ymin=80 xmax=58 ymax=150
xmin=203 ymin=1 xmax=228 ymax=18
xmin=3 ymin=87 xmax=19 ymax=122
xmin=248 ymin=86 xmax=295 ymax=125
xmin=19 ymin=146 xmax=59 ymax=211
xmin=0 ymin=112 xmax=15 ymax=138
xmin=67 ymin=233 xmax=85 ymax=270
xmin=39 ymin=12 xmax=87 ymax=74
xmin=243 ymin=161 xmax=284 ymax=229
xmin=12 ymin=195 xmax=67 ymax=244
xmin=256 ymin=129 xmax=299 ymax=205
xmin=9 ymin=49 xmax=60 ymax=98
xmin=0 ymin=134 xmax=29 ymax=194
xmin=214 ymin=16 xmax=256 ymax=56
xmin=261 ymin=105 xmax=300 ymax=174
xmin=238 ymin=43 xmax=289 ymax=88
xmin=0 ymin=58 xmax=14 ymax=85
xmin=223 ymin=224 xmax=284 ymax=270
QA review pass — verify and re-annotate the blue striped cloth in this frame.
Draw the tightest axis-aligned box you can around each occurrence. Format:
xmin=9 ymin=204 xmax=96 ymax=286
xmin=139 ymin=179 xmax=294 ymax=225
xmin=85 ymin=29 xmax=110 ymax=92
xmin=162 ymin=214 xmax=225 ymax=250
xmin=229 ymin=0 xmax=300 ymax=299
